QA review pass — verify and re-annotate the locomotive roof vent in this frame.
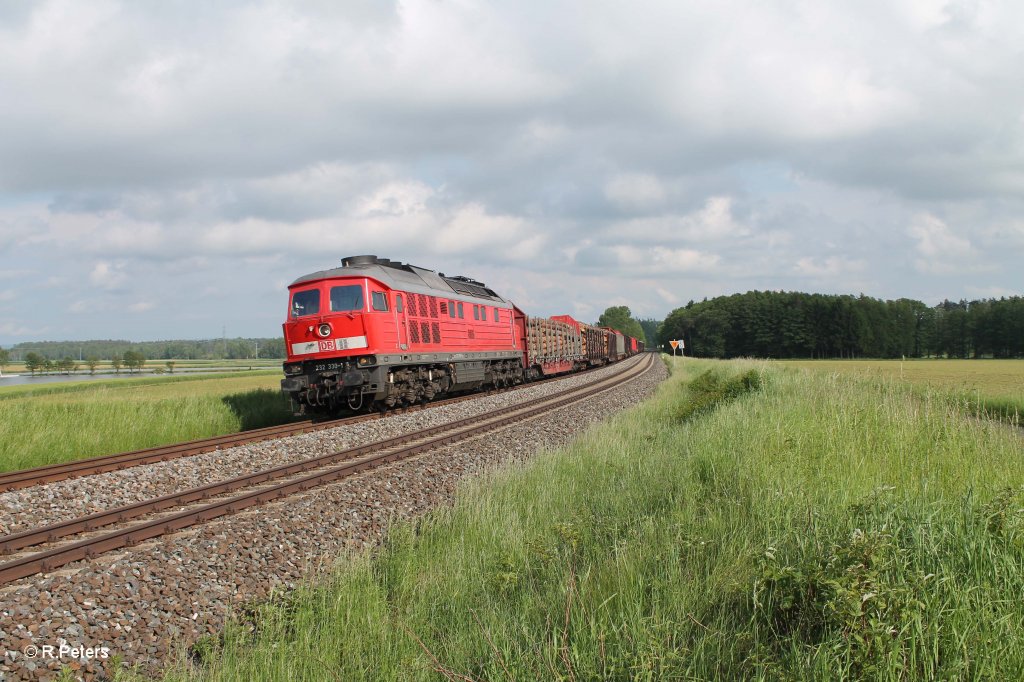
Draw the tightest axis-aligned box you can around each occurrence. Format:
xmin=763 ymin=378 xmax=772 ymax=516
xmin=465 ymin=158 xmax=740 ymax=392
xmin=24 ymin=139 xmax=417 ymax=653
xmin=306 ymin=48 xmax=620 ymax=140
xmin=448 ymin=275 xmax=487 ymax=286
xmin=341 ymin=254 xmax=418 ymax=272
xmin=341 ymin=254 xmax=380 ymax=267
xmin=444 ymin=274 xmax=499 ymax=299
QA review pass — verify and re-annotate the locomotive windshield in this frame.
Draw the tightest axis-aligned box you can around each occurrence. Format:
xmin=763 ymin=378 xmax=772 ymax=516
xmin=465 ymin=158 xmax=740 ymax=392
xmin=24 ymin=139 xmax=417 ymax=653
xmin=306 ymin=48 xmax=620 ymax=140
xmin=330 ymin=284 xmax=364 ymax=312
xmin=291 ymin=289 xmax=320 ymax=318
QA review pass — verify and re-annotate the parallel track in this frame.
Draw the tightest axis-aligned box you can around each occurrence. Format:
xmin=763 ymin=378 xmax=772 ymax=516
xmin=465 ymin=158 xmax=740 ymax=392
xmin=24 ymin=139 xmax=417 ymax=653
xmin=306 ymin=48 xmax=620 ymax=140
xmin=0 ymin=367 xmax=599 ymax=492
xmin=0 ymin=355 xmax=652 ymax=585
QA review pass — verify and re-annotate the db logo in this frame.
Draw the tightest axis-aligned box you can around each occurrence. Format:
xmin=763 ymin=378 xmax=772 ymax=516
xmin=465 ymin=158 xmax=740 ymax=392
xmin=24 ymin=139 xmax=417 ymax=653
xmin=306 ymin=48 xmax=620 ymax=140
xmin=318 ymin=340 xmax=336 ymax=351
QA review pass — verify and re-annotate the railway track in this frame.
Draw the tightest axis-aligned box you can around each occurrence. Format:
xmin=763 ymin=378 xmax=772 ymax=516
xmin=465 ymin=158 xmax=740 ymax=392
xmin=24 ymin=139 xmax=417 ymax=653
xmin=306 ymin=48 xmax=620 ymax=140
xmin=0 ymin=367 xmax=592 ymax=493
xmin=0 ymin=354 xmax=652 ymax=585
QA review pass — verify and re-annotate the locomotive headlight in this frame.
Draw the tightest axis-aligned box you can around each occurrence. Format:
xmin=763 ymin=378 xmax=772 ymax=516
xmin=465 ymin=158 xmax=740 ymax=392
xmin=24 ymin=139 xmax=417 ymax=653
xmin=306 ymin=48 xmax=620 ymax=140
xmin=357 ymin=355 xmax=376 ymax=366
xmin=316 ymin=323 xmax=332 ymax=338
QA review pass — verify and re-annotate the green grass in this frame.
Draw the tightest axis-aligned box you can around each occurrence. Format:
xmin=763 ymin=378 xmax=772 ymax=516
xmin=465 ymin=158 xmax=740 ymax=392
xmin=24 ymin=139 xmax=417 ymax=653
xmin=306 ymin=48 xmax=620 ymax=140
xmin=778 ymin=359 xmax=1024 ymax=399
xmin=0 ymin=358 xmax=280 ymax=374
xmin=781 ymin=358 xmax=1024 ymax=426
xmin=0 ymin=372 xmax=296 ymax=472
xmin=0 ymin=370 xmax=281 ymax=401
xmin=157 ymin=357 xmax=1024 ymax=681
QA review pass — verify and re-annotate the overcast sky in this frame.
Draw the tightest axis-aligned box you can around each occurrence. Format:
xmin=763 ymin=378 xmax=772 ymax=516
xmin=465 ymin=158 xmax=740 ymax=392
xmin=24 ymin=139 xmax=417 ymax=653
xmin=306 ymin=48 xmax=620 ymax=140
xmin=1 ymin=1 xmax=1022 ymax=344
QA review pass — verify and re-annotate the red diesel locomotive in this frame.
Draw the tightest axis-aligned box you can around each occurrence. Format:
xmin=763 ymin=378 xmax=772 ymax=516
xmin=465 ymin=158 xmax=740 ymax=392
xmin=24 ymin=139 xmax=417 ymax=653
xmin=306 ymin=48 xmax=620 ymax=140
xmin=280 ymin=255 xmax=643 ymax=414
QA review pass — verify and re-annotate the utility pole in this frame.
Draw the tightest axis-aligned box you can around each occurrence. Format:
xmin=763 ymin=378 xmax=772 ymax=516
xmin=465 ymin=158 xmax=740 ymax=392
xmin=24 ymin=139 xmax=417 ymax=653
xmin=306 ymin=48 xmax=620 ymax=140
xmin=254 ymin=339 xmax=259 ymax=359
xmin=222 ymin=325 xmax=227 ymax=359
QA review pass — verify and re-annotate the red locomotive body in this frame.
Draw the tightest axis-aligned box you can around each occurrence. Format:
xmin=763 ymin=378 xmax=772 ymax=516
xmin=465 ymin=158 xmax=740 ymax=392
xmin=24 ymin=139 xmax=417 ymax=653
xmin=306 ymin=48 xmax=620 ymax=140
xmin=281 ymin=255 xmax=522 ymax=413
xmin=280 ymin=255 xmax=646 ymax=414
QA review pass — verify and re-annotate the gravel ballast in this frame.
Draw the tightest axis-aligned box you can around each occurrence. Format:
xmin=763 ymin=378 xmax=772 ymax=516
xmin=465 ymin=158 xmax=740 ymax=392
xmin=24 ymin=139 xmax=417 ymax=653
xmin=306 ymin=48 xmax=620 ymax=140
xmin=0 ymin=357 xmax=666 ymax=680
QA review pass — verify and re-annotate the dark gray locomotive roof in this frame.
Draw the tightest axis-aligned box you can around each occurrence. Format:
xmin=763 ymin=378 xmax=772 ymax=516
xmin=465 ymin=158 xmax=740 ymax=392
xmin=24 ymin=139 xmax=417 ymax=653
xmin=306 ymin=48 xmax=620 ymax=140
xmin=290 ymin=255 xmax=515 ymax=307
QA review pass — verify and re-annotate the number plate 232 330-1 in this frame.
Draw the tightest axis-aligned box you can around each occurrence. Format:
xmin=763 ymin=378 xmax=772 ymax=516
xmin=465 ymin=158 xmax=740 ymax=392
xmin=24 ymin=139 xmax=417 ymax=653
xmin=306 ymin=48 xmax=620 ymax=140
xmin=291 ymin=335 xmax=368 ymax=357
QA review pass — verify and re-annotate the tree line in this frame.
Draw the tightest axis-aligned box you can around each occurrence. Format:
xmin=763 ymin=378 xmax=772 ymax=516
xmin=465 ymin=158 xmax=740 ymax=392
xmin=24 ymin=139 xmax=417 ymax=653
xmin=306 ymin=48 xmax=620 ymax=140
xmin=2 ymin=337 xmax=286 ymax=362
xmin=658 ymin=291 xmax=1024 ymax=359
xmin=594 ymin=307 xmax=667 ymax=349
xmin=20 ymin=350 xmax=151 ymax=375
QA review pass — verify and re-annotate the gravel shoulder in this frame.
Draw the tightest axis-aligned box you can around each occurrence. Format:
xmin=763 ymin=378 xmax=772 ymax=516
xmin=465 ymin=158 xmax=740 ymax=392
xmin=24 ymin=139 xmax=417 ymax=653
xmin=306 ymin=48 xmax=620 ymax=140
xmin=0 ymin=357 xmax=666 ymax=681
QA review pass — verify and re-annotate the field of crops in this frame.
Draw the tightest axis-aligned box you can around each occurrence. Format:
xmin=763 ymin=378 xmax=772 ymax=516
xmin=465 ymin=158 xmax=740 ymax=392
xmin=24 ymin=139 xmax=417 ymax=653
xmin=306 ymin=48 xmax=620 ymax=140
xmin=0 ymin=371 xmax=293 ymax=472
xmin=164 ymin=357 xmax=1024 ymax=680
xmin=781 ymin=358 xmax=1024 ymax=398
xmin=782 ymin=358 xmax=1024 ymax=425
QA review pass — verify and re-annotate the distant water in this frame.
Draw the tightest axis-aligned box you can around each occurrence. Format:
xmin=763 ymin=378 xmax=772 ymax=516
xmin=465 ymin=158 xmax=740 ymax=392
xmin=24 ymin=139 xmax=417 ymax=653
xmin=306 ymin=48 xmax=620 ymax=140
xmin=0 ymin=367 xmax=275 ymax=388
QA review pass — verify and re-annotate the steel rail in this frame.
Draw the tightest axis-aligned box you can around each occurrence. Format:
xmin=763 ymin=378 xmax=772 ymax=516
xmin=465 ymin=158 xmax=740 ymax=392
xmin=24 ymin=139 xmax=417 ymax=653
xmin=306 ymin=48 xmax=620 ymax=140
xmin=0 ymin=420 xmax=315 ymax=491
xmin=0 ymin=366 xmax=589 ymax=492
xmin=0 ymin=355 xmax=652 ymax=585
xmin=0 ymin=355 xmax=650 ymax=555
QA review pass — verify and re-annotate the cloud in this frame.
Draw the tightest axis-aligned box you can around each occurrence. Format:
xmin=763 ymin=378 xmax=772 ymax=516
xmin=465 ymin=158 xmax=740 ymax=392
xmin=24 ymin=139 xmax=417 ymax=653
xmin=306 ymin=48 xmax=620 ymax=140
xmin=966 ymin=285 xmax=1018 ymax=299
xmin=608 ymin=196 xmax=750 ymax=244
xmin=1 ymin=1 xmax=1023 ymax=342
xmin=68 ymin=299 xmax=99 ymax=314
xmin=88 ymin=261 xmax=128 ymax=290
xmin=793 ymin=256 xmax=866 ymax=278
xmin=0 ymin=0 xmax=1017 ymax=203
xmin=575 ymin=244 xmax=720 ymax=276
xmin=980 ymin=218 xmax=1024 ymax=248
xmin=435 ymin=204 xmax=545 ymax=259
xmin=0 ymin=321 xmax=46 ymax=337
xmin=604 ymin=174 xmax=666 ymax=210
xmin=907 ymin=213 xmax=988 ymax=274
xmin=16 ymin=167 xmax=551 ymax=272
xmin=655 ymin=287 xmax=681 ymax=306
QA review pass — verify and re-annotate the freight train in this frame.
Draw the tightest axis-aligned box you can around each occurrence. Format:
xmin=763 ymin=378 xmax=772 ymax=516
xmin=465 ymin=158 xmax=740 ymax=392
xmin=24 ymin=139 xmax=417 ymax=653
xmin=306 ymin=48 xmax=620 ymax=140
xmin=280 ymin=255 xmax=644 ymax=415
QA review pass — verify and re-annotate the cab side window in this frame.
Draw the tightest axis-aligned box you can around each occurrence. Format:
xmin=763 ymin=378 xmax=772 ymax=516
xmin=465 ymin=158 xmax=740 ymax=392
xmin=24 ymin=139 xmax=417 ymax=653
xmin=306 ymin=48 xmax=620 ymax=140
xmin=372 ymin=291 xmax=388 ymax=312
xmin=291 ymin=289 xmax=320 ymax=318
xmin=330 ymin=284 xmax=363 ymax=312
xmin=458 ymin=302 xmax=464 ymax=318
xmin=396 ymin=294 xmax=403 ymax=313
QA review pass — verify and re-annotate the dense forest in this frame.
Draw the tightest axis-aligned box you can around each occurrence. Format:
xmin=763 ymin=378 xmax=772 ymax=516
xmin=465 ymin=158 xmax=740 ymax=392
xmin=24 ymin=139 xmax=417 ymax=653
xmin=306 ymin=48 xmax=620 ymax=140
xmin=5 ymin=292 xmax=1023 ymax=362
xmin=658 ymin=292 xmax=1024 ymax=359
xmin=1 ymin=337 xmax=286 ymax=361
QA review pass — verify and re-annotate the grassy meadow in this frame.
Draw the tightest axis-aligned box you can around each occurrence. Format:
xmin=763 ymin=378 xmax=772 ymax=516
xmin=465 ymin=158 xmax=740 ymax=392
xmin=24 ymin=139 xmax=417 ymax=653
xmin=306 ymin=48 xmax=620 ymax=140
xmin=782 ymin=358 xmax=1024 ymax=425
xmin=157 ymin=356 xmax=1024 ymax=681
xmin=0 ymin=358 xmax=280 ymax=375
xmin=0 ymin=371 xmax=295 ymax=472
xmin=780 ymin=358 xmax=1024 ymax=397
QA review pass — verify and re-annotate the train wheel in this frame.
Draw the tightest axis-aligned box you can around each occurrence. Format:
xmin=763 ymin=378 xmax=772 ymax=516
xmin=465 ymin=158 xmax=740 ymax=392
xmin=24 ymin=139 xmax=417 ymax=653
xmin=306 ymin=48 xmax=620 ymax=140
xmin=347 ymin=391 xmax=364 ymax=411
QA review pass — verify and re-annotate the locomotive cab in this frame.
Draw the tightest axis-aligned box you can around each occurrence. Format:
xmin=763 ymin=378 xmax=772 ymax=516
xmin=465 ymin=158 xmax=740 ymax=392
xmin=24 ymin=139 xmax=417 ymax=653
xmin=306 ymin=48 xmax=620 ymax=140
xmin=284 ymin=279 xmax=373 ymax=358
xmin=281 ymin=273 xmax=396 ymax=413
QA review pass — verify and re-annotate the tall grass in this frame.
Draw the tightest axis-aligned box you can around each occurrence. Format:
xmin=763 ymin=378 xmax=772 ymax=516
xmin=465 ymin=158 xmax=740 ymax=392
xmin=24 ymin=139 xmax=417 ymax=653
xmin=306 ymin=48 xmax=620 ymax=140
xmin=162 ymin=358 xmax=1024 ymax=681
xmin=0 ymin=370 xmax=280 ymax=401
xmin=0 ymin=375 xmax=295 ymax=472
xmin=781 ymin=358 xmax=1024 ymax=421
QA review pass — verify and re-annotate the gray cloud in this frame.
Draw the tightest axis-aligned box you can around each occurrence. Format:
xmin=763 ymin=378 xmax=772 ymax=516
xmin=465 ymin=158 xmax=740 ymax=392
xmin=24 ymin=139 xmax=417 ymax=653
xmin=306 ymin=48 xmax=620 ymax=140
xmin=1 ymin=0 xmax=1023 ymax=343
